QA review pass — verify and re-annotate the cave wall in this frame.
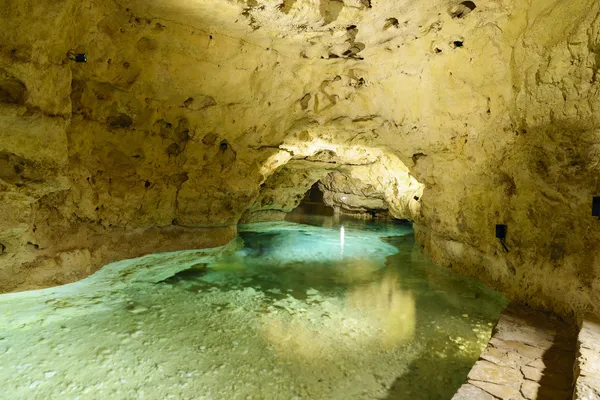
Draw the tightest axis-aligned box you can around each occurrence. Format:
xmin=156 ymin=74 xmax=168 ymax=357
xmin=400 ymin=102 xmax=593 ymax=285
xmin=1 ymin=0 xmax=600 ymax=317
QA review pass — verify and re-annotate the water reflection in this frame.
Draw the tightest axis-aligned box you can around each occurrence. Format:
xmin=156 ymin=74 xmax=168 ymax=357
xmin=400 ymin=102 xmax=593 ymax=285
xmin=346 ymin=271 xmax=416 ymax=347
xmin=260 ymin=265 xmax=416 ymax=361
xmin=0 ymin=219 xmax=507 ymax=400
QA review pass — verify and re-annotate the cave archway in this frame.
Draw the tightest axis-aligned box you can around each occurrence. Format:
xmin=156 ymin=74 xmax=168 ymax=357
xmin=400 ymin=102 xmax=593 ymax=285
xmin=241 ymin=143 xmax=424 ymax=224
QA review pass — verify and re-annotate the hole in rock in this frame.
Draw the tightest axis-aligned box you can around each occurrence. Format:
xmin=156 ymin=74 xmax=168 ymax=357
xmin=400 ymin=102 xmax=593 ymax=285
xmin=384 ymin=18 xmax=399 ymax=30
xmin=451 ymin=1 xmax=476 ymax=19
xmin=288 ymin=182 xmax=335 ymax=220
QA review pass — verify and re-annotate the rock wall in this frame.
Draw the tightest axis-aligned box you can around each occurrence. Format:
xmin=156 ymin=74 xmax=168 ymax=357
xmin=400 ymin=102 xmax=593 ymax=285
xmin=1 ymin=0 xmax=600 ymax=317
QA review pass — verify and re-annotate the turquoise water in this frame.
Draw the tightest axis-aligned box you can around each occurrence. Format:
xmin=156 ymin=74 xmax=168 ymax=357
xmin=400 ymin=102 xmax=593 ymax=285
xmin=0 ymin=218 xmax=508 ymax=399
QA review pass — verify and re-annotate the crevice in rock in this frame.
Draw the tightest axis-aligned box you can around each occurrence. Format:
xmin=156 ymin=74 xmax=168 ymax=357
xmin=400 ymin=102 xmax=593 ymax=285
xmin=299 ymin=93 xmax=311 ymax=110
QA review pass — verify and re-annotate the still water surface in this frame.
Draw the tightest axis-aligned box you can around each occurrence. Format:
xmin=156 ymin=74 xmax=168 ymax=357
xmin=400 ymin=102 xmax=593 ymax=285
xmin=0 ymin=217 xmax=507 ymax=399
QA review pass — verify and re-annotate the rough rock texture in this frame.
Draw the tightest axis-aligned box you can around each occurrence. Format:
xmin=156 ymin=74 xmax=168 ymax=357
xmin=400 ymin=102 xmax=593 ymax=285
xmin=241 ymin=149 xmax=422 ymax=222
xmin=453 ymin=305 xmax=577 ymax=400
xmin=574 ymin=316 xmax=600 ymax=399
xmin=1 ymin=0 xmax=600 ymax=318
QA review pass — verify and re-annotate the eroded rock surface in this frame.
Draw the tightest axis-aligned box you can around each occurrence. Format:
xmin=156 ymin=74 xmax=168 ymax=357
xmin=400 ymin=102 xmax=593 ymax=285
xmin=574 ymin=316 xmax=600 ymax=399
xmin=1 ymin=0 xmax=600 ymax=318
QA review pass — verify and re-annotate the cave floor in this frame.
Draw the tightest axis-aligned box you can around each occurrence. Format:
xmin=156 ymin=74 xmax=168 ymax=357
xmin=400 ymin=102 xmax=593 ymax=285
xmin=0 ymin=218 xmax=508 ymax=399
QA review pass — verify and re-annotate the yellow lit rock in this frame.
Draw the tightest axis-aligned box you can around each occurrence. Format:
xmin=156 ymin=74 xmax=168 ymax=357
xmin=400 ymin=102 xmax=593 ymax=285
xmin=1 ymin=0 xmax=600 ymax=319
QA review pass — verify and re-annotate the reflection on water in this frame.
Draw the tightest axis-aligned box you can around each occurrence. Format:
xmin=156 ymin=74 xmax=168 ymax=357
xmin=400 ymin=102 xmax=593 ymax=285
xmin=261 ymin=268 xmax=416 ymax=362
xmin=0 ymin=216 xmax=508 ymax=400
xmin=346 ymin=271 xmax=416 ymax=348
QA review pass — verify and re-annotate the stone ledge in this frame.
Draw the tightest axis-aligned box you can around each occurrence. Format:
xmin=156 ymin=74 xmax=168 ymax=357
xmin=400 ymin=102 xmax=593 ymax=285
xmin=2 ymin=224 xmax=237 ymax=293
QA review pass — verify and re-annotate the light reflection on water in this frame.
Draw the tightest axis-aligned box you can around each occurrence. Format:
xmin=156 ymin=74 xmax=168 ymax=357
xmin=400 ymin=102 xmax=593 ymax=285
xmin=0 ymin=216 xmax=508 ymax=400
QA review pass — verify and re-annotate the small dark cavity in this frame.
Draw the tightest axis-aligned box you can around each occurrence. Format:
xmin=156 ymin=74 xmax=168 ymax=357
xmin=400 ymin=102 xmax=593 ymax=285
xmin=434 ymin=47 xmax=443 ymax=54
xmin=452 ymin=40 xmax=464 ymax=48
xmin=27 ymin=242 xmax=40 ymax=250
xmin=451 ymin=1 xmax=476 ymax=19
xmin=219 ymin=140 xmax=229 ymax=151
xmin=412 ymin=152 xmax=426 ymax=163
xmin=0 ymin=243 xmax=5 ymax=255
xmin=384 ymin=18 xmax=399 ymax=30
xmin=144 ymin=180 xmax=151 ymax=188
xmin=462 ymin=1 xmax=477 ymax=10
xmin=413 ymin=196 xmax=420 ymax=201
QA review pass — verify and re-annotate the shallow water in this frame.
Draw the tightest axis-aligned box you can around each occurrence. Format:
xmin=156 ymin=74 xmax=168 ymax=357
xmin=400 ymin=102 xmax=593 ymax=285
xmin=0 ymin=218 xmax=508 ymax=400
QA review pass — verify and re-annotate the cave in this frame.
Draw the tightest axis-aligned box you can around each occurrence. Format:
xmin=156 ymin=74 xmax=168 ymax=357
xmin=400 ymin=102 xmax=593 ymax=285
xmin=1 ymin=1 xmax=600 ymax=399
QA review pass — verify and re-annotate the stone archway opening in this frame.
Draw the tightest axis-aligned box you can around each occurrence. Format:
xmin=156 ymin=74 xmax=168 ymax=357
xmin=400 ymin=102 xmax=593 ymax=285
xmin=289 ymin=182 xmax=335 ymax=219
xmin=241 ymin=142 xmax=424 ymax=224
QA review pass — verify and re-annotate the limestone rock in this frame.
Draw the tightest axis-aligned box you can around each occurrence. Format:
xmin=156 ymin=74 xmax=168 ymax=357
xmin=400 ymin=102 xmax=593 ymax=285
xmin=0 ymin=0 xmax=599 ymax=318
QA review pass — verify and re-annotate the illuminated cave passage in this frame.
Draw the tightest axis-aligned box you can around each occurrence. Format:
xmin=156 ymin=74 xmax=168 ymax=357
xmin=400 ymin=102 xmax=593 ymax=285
xmin=242 ymin=145 xmax=423 ymax=224
xmin=2 ymin=0 xmax=600 ymax=398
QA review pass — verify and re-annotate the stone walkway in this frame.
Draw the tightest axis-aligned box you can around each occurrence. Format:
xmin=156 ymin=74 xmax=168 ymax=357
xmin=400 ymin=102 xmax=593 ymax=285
xmin=452 ymin=305 xmax=577 ymax=400
xmin=574 ymin=316 xmax=600 ymax=399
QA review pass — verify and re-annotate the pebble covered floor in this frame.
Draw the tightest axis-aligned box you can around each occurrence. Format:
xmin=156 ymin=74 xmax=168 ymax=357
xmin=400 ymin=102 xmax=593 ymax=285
xmin=0 ymin=219 xmax=508 ymax=399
